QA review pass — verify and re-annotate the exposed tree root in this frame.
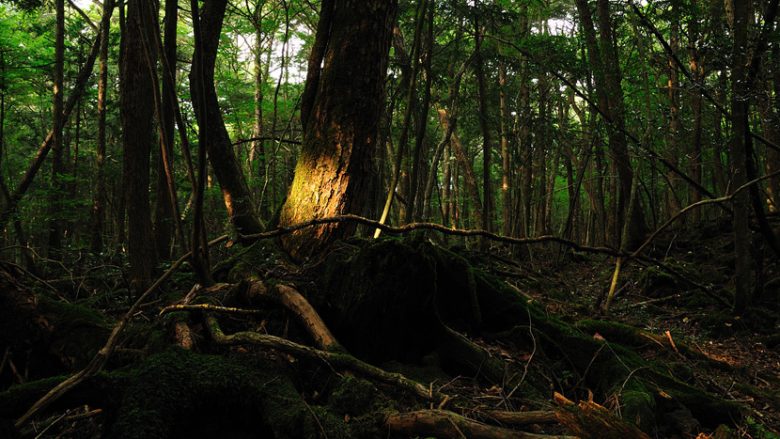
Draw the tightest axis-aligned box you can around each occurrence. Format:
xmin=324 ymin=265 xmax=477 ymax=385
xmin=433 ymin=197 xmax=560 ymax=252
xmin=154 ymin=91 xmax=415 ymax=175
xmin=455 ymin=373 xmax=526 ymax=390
xmin=206 ymin=316 xmax=441 ymax=402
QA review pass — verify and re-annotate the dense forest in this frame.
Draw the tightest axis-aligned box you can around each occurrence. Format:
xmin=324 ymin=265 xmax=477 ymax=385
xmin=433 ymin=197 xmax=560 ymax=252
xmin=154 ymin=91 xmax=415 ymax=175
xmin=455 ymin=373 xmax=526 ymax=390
xmin=0 ymin=0 xmax=779 ymax=437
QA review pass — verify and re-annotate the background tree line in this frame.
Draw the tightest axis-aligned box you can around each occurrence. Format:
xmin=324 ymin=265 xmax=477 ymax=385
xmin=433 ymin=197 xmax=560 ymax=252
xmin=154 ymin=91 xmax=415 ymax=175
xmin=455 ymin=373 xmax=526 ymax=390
xmin=0 ymin=0 xmax=777 ymax=312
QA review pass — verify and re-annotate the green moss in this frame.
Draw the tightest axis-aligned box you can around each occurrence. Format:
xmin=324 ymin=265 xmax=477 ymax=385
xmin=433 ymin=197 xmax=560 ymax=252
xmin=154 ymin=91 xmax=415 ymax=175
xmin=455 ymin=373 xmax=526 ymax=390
xmin=37 ymin=296 xmax=111 ymax=368
xmin=328 ymin=375 xmax=378 ymax=417
xmin=38 ymin=296 xmax=109 ymax=329
xmin=638 ymin=265 xmax=680 ymax=297
xmin=621 ymin=387 xmax=656 ymax=432
xmin=109 ymin=348 xmax=352 ymax=439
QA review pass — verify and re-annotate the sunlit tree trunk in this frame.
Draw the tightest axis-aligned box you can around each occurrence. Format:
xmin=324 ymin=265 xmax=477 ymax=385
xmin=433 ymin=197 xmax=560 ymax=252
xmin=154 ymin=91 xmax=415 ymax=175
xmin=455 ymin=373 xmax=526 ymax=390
xmin=280 ymin=0 xmax=397 ymax=260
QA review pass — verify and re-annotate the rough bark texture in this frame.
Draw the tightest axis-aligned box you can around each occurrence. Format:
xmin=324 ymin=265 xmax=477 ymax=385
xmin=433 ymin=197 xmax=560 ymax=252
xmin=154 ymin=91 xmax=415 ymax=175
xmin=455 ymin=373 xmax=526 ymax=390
xmin=121 ymin=0 xmax=159 ymax=293
xmin=280 ymin=0 xmax=397 ymax=260
xmin=190 ymin=0 xmax=261 ymax=235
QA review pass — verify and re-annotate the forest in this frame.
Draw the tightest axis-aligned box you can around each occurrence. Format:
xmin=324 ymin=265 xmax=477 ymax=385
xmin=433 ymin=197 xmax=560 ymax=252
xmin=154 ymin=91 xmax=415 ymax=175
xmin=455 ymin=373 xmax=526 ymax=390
xmin=0 ymin=0 xmax=779 ymax=437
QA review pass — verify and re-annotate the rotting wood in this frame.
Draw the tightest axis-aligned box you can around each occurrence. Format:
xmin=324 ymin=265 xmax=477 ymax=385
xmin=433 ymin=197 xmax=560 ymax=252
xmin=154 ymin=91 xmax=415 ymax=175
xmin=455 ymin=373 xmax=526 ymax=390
xmin=553 ymin=392 xmax=649 ymax=439
xmin=386 ymin=409 xmax=577 ymax=439
xmin=482 ymin=409 xmax=559 ymax=426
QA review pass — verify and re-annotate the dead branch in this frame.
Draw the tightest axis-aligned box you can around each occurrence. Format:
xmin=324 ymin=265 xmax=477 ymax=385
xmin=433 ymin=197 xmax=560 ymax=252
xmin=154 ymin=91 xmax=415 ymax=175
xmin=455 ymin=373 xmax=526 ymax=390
xmin=386 ymin=409 xmax=576 ymax=439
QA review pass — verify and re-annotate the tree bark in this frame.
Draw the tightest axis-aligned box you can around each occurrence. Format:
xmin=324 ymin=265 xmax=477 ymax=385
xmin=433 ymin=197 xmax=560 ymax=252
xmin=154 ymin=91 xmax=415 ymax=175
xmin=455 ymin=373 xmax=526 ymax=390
xmin=280 ymin=0 xmax=397 ymax=260
xmin=730 ymin=0 xmax=751 ymax=314
xmin=190 ymin=0 xmax=262 ymax=235
xmin=122 ymin=0 xmax=159 ymax=293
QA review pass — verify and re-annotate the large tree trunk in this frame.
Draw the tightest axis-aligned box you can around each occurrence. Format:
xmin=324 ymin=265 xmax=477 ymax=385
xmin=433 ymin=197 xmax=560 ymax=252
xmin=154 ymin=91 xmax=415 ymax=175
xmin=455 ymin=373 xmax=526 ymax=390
xmin=279 ymin=0 xmax=397 ymax=260
xmin=190 ymin=0 xmax=262 ymax=235
xmin=122 ymin=0 xmax=159 ymax=293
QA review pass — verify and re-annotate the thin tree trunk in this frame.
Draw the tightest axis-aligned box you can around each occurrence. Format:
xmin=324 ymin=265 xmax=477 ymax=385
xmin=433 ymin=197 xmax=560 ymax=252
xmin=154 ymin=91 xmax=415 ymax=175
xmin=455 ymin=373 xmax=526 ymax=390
xmin=666 ymin=0 xmax=682 ymax=218
xmin=474 ymin=1 xmax=493 ymax=233
xmin=48 ymin=0 xmax=65 ymax=253
xmin=90 ymin=0 xmax=112 ymax=254
xmin=499 ymin=62 xmax=511 ymax=236
xmin=688 ymin=0 xmax=704 ymax=222
xmin=438 ymin=109 xmax=483 ymax=228
xmin=190 ymin=0 xmax=261 ymax=235
xmin=407 ymin=0 xmax=434 ymax=223
xmin=189 ymin=0 xmax=214 ymax=286
xmin=153 ymin=0 xmax=178 ymax=259
xmin=375 ymin=0 xmax=426 ymax=236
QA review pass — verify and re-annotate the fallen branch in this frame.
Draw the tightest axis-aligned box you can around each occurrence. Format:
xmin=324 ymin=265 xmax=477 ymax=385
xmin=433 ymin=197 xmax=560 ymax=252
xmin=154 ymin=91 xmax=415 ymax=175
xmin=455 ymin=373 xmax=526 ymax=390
xmin=206 ymin=316 xmax=441 ymax=402
xmin=386 ymin=409 xmax=576 ymax=439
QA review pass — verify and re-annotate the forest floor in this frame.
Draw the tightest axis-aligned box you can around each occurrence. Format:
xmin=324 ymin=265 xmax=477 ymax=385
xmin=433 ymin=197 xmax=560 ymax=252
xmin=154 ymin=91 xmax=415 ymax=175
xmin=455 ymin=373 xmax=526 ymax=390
xmin=1 ymin=218 xmax=779 ymax=438
xmin=473 ymin=224 xmax=780 ymax=436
